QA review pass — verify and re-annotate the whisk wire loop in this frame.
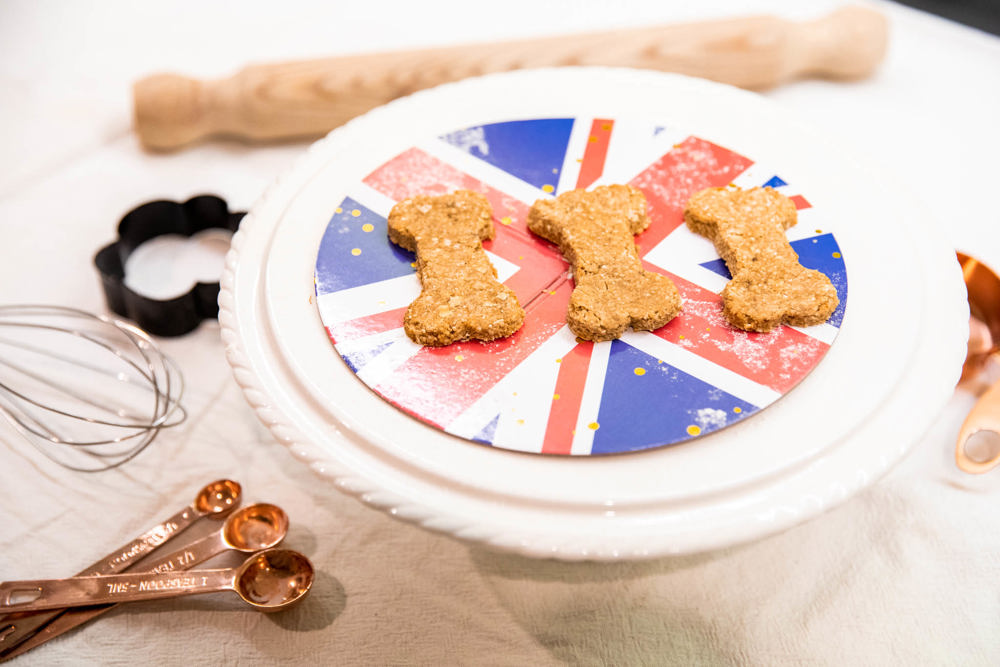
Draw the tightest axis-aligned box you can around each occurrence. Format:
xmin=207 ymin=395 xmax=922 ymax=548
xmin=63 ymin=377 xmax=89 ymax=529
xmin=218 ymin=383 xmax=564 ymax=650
xmin=0 ymin=305 xmax=186 ymax=471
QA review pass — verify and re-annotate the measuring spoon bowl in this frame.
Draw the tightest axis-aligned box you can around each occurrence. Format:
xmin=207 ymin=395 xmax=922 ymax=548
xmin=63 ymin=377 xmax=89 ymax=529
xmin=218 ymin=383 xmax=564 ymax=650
xmin=194 ymin=479 xmax=243 ymax=517
xmin=234 ymin=548 xmax=315 ymax=611
xmin=221 ymin=503 xmax=289 ymax=552
xmin=142 ymin=503 xmax=289 ymax=574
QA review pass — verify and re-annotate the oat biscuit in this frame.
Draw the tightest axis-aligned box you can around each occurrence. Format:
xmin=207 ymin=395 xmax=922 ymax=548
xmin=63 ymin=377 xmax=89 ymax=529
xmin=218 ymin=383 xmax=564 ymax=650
xmin=684 ymin=186 xmax=839 ymax=332
xmin=387 ymin=190 xmax=525 ymax=346
xmin=527 ymin=184 xmax=681 ymax=341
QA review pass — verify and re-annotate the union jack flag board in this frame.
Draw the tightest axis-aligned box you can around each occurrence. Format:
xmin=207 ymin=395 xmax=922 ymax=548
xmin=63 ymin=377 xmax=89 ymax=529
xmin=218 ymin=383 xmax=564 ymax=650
xmin=314 ymin=117 xmax=848 ymax=455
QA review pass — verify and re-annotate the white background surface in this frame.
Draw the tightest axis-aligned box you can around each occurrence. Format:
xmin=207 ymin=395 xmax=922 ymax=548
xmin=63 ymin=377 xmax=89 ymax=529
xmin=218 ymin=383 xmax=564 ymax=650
xmin=0 ymin=1 xmax=998 ymax=665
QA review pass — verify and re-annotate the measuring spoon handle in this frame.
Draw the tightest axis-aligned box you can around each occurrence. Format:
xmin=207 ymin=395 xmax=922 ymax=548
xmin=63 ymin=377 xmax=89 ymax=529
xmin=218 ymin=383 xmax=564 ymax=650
xmin=0 ymin=529 xmax=232 ymax=661
xmin=0 ymin=502 xmax=202 ymax=650
xmin=88 ymin=503 xmax=204 ymax=575
xmin=134 ymin=530 xmax=229 ymax=575
xmin=0 ymin=570 xmax=234 ymax=613
xmin=956 ymin=380 xmax=1000 ymax=473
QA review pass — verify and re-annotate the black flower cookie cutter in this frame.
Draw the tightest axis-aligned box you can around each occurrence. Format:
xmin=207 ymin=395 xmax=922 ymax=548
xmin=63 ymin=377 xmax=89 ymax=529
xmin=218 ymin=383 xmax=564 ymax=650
xmin=94 ymin=195 xmax=245 ymax=337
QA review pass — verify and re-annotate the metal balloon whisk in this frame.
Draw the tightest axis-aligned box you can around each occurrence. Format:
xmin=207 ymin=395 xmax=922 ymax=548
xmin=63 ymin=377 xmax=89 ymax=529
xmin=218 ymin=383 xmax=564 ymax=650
xmin=0 ymin=305 xmax=185 ymax=471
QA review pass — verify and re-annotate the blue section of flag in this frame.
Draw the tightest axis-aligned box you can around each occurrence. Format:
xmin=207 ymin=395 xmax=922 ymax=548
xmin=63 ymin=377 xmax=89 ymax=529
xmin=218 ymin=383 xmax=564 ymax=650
xmin=795 ymin=234 xmax=847 ymax=327
xmin=591 ymin=341 xmax=757 ymax=454
xmin=472 ymin=414 xmax=500 ymax=445
xmin=439 ymin=118 xmax=574 ymax=191
xmin=342 ymin=341 xmax=394 ymax=373
xmin=762 ymin=175 xmax=787 ymax=188
xmin=314 ymin=197 xmax=415 ymax=295
xmin=699 ymin=258 xmax=730 ymax=280
xmin=698 ymin=233 xmax=847 ymax=327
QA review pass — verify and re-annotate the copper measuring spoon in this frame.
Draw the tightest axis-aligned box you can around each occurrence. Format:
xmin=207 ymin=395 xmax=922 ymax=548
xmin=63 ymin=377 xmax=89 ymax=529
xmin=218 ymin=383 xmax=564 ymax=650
xmin=141 ymin=502 xmax=290 ymax=573
xmin=0 ymin=479 xmax=241 ymax=650
xmin=0 ymin=548 xmax=314 ymax=613
xmin=955 ymin=252 xmax=1000 ymax=474
xmin=0 ymin=502 xmax=287 ymax=661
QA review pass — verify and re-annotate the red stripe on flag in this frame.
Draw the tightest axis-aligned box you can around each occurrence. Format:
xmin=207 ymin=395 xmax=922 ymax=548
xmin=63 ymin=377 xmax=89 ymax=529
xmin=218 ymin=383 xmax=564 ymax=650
xmin=325 ymin=308 xmax=406 ymax=344
xmin=630 ymin=137 xmax=754 ymax=255
xmin=790 ymin=194 xmax=811 ymax=210
xmin=374 ymin=280 xmax=573 ymax=427
xmin=362 ymin=144 xmax=571 ymax=319
xmin=541 ymin=341 xmax=594 ymax=455
xmin=363 ymin=147 xmax=538 ymax=240
xmin=484 ymin=231 xmax=567 ymax=305
xmin=323 ymin=235 xmax=566 ymax=345
xmin=576 ymin=119 xmax=613 ymax=190
xmin=643 ymin=264 xmax=830 ymax=394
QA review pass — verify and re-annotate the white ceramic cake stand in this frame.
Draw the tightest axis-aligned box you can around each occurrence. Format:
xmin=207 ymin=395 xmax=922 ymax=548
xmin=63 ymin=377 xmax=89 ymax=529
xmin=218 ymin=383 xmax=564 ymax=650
xmin=220 ymin=68 xmax=967 ymax=560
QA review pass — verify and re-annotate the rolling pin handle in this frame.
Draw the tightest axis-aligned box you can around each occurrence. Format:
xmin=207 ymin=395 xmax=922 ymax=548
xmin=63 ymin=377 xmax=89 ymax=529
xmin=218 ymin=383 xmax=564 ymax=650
xmin=133 ymin=74 xmax=209 ymax=152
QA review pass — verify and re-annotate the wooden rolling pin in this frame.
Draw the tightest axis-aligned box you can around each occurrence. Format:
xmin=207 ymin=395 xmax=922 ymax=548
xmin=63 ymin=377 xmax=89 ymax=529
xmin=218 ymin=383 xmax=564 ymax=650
xmin=133 ymin=5 xmax=887 ymax=151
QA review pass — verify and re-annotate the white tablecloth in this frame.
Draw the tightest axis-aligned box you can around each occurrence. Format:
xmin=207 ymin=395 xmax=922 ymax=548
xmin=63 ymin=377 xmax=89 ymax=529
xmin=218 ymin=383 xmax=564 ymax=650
xmin=1 ymin=1 xmax=998 ymax=664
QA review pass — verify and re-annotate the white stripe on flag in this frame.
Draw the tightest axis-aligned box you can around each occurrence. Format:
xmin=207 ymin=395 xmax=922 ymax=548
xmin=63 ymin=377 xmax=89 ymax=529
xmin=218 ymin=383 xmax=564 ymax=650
xmin=570 ymin=340 xmax=612 ymax=455
xmin=788 ymin=321 xmax=839 ymax=345
xmin=730 ymin=163 xmax=778 ymax=189
xmin=446 ymin=326 xmax=579 ymax=453
xmin=333 ymin=325 xmax=408 ymax=357
xmin=592 ymin=121 xmax=689 ymax=187
xmin=554 ymin=116 xmax=593 ymax=193
xmin=786 ymin=207 xmax=831 ymax=242
xmin=620 ymin=332 xmax=783 ymax=409
xmin=316 ymin=251 xmax=518 ymax=327
xmin=419 ymin=138 xmax=550 ymax=207
xmin=643 ymin=227 xmax=728 ymax=293
xmin=350 ymin=181 xmax=399 ymax=218
xmin=353 ymin=331 xmax=424 ymax=388
xmin=316 ymin=274 xmax=420 ymax=324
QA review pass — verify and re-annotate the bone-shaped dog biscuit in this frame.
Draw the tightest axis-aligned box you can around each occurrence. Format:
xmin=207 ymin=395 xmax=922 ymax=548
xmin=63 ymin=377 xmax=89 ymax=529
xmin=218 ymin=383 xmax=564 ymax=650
xmin=388 ymin=190 xmax=525 ymax=346
xmin=684 ymin=186 xmax=839 ymax=332
xmin=527 ymin=184 xmax=681 ymax=341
